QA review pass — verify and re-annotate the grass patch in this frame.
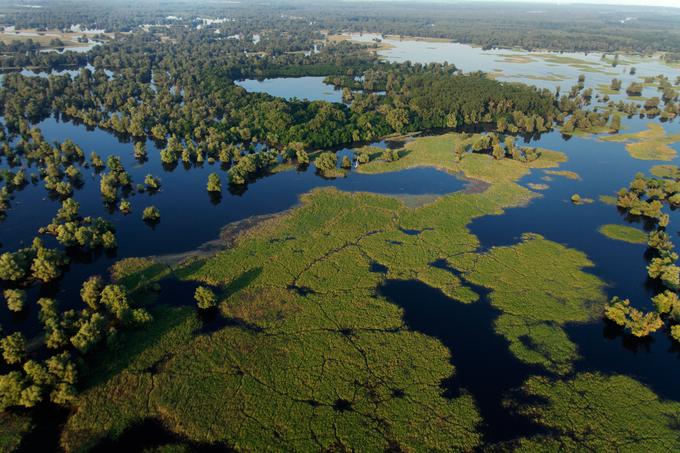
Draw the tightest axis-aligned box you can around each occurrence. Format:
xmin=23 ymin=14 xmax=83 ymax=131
xmin=357 ymin=132 xmax=566 ymax=185
xmin=598 ymin=224 xmax=647 ymax=244
xmin=544 ymin=170 xmax=581 ymax=180
xmin=596 ymin=83 xmax=620 ymax=96
xmin=0 ymin=28 xmax=111 ymax=49
xmin=491 ymin=54 xmax=535 ymax=64
xmin=110 ymin=257 xmax=171 ymax=293
xmin=599 ymin=195 xmax=618 ymax=206
xmin=650 ymin=164 xmax=680 ymax=179
xmin=0 ymin=412 xmax=33 ymax=452
xmin=511 ymin=373 xmax=680 ymax=451
xmin=600 ymin=123 xmax=680 ymax=161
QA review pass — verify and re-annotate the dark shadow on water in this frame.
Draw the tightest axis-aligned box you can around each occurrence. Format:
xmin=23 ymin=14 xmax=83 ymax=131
xmin=398 ymin=226 xmax=433 ymax=236
xmin=156 ymin=277 xmax=198 ymax=308
xmin=156 ymin=277 xmax=262 ymax=335
xmin=369 ymin=261 xmax=388 ymax=273
xmin=378 ymin=278 xmax=545 ymax=444
xmin=16 ymin=404 xmax=69 ymax=453
xmin=566 ymin=320 xmax=680 ymax=401
xmin=89 ymin=418 xmax=231 ymax=452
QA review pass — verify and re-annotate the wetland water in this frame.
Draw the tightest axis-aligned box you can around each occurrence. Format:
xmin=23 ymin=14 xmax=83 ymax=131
xmin=3 ymin=35 xmax=680 ymax=446
xmin=235 ymin=76 xmax=343 ymax=103
xmin=348 ymin=33 xmax=678 ymax=94
xmin=0 ymin=115 xmax=466 ymax=336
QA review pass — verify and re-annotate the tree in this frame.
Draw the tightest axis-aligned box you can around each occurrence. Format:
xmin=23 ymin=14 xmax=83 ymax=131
xmin=134 ymin=141 xmax=147 ymax=160
xmin=0 ymin=252 xmax=30 ymax=282
xmin=605 ymin=296 xmax=665 ymax=337
xmin=492 ymin=143 xmax=505 ymax=160
xmin=626 ymin=82 xmax=643 ymax=96
xmin=315 ymin=152 xmax=337 ymax=173
xmin=472 ymin=135 xmax=491 ymax=153
xmin=31 ymin=247 xmax=65 ymax=282
xmin=610 ymin=78 xmax=622 ymax=91
xmin=296 ymin=149 xmax=309 ymax=165
xmin=381 ymin=148 xmax=400 ymax=162
xmin=1 ymin=332 xmax=26 ymax=364
xmin=119 ymin=199 xmax=131 ymax=214
xmin=610 ymin=114 xmax=621 ymax=133
xmin=81 ymin=275 xmax=103 ymax=310
xmin=194 ymin=286 xmax=217 ymax=309
xmin=142 ymin=206 xmax=160 ymax=222
xmin=144 ymin=174 xmax=161 ymax=191
xmin=207 ymin=173 xmax=221 ymax=192
xmin=453 ymin=143 xmax=465 ymax=162
xmin=100 ymin=284 xmax=131 ymax=321
xmin=341 ymin=156 xmax=352 ymax=169
xmin=70 ymin=312 xmax=106 ymax=353
xmin=90 ymin=152 xmax=105 ymax=169
xmin=652 ymin=290 xmax=679 ymax=314
xmin=0 ymin=371 xmax=25 ymax=410
xmin=385 ymin=108 xmax=408 ymax=133
xmin=3 ymin=289 xmax=26 ymax=312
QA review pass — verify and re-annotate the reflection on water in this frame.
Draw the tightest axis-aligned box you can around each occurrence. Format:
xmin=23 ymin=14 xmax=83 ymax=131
xmin=235 ymin=76 xmax=343 ymax=103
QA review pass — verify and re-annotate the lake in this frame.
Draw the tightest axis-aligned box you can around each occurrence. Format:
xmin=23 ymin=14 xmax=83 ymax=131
xmin=235 ymin=76 xmax=344 ymax=103
xmin=348 ymin=33 xmax=678 ymax=95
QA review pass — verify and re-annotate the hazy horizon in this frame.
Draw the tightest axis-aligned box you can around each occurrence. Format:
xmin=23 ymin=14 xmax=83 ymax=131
xmin=348 ymin=0 xmax=680 ymax=8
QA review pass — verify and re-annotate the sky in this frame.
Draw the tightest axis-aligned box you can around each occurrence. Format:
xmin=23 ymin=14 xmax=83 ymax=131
xmin=388 ymin=0 xmax=680 ymax=7
xmin=492 ymin=0 xmax=680 ymax=6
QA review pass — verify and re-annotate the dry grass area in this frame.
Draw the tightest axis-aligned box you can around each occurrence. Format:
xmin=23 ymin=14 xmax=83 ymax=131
xmin=0 ymin=28 xmax=113 ymax=48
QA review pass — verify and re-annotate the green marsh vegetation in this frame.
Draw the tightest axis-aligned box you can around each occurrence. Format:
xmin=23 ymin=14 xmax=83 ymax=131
xmin=55 ymin=133 xmax=626 ymax=449
xmin=544 ymin=170 xmax=581 ymax=180
xmin=598 ymin=224 xmax=648 ymax=244
xmin=601 ymin=123 xmax=680 ymax=161
xmin=509 ymin=373 xmax=680 ymax=451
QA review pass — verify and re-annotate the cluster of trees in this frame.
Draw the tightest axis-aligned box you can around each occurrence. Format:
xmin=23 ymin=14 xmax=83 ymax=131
xmin=458 ymin=133 xmax=541 ymax=163
xmin=228 ymin=150 xmax=279 ymax=185
xmin=605 ymin=171 xmax=680 ymax=342
xmin=41 ymin=198 xmax=117 ymax=250
xmin=0 ymin=275 xmax=152 ymax=411
xmin=560 ymin=110 xmax=613 ymax=135
xmin=0 ymin=238 xmax=67 ymax=285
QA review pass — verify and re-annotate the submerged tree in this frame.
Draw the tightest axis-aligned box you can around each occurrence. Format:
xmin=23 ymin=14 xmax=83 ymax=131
xmin=142 ymin=206 xmax=160 ymax=222
xmin=207 ymin=173 xmax=221 ymax=193
xmin=194 ymin=286 xmax=217 ymax=309
xmin=3 ymin=289 xmax=26 ymax=312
